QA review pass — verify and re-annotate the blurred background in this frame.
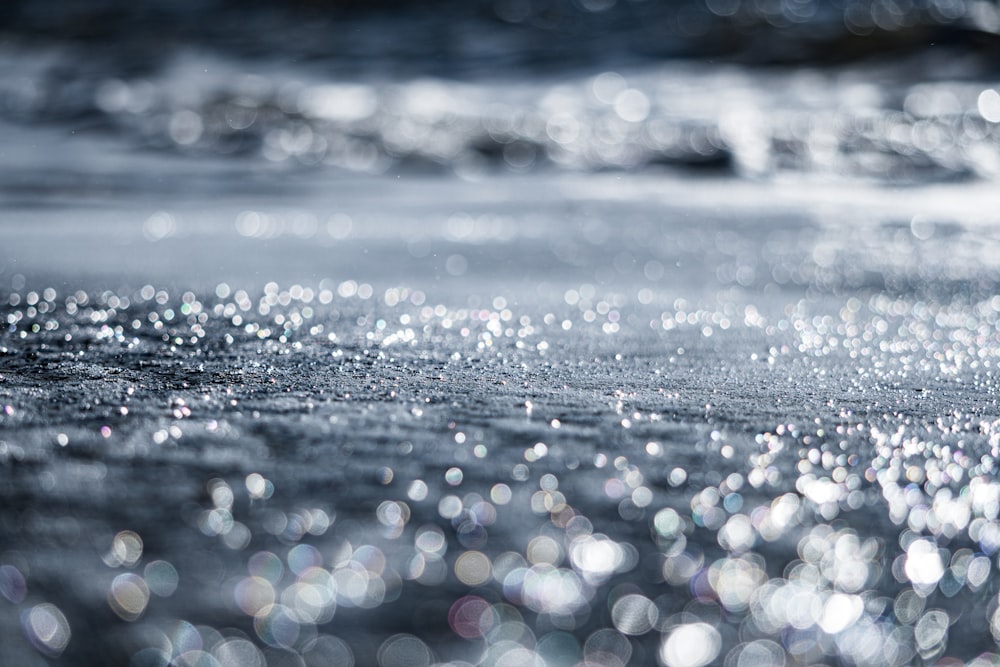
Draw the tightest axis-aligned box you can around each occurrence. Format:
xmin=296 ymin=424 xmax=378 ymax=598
xmin=2 ymin=0 xmax=1000 ymax=191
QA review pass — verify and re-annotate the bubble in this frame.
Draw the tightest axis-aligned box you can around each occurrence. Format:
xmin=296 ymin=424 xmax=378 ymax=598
xmin=22 ymin=603 xmax=71 ymax=657
xmin=611 ymin=593 xmax=657 ymax=635
xmin=660 ymin=623 xmax=721 ymax=667
xmin=108 ymin=572 xmax=151 ymax=621
xmin=377 ymin=634 xmax=432 ymax=667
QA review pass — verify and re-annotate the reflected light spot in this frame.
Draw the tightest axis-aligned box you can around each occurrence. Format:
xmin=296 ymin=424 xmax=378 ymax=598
xmin=660 ymin=623 xmax=721 ymax=667
xmin=213 ymin=638 xmax=265 ymax=667
xmin=377 ymin=634 xmax=432 ymax=667
xmin=22 ymin=603 xmax=71 ymax=657
xmin=109 ymin=530 xmax=143 ymax=568
xmin=143 ymin=211 xmax=177 ymax=242
xmin=455 ymin=551 xmax=493 ymax=586
xmin=819 ymin=593 xmax=863 ymax=634
xmin=611 ymin=593 xmax=657 ymax=635
xmin=905 ymin=539 xmax=944 ymax=589
xmin=978 ymin=89 xmax=1000 ymax=123
xmin=448 ymin=595 xmax=492 ymax=639
xmin=234 ymin=576 xmax=276 ymax=616
xmin=108 ymin=573 xmax=150 ymax=621
xmin=614 ymin=89 xmax=650 ymax=123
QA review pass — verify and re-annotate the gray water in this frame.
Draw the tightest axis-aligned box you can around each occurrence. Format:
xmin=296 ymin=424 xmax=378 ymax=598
xmin=6 ymin=7 xmax=1000 ymax=666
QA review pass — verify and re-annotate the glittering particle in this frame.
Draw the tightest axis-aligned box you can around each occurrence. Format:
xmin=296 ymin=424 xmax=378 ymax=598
xmin=660 ymin=623 xmax=721 ymax=667
xmin=445 ymin=467 xmax=464 ymax=486
xmin=22 ymin=603 xmax=71 ymax=657
xmin=108 ymin=573 xmax=150 ymax=621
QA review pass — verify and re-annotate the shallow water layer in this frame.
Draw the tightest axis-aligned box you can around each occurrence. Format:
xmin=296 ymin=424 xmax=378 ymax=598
xmin=4 ymin=169 xmax=1000 ymax=666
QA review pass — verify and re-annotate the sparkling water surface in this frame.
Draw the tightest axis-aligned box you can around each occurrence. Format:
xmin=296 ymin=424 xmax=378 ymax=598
xmin=6 ymin=6 xmax=1000 ymax=665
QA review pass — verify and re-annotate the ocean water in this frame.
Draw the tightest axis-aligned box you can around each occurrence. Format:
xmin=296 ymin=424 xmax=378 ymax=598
xmin=5 ymin=3 xmax=1000 ymax=666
